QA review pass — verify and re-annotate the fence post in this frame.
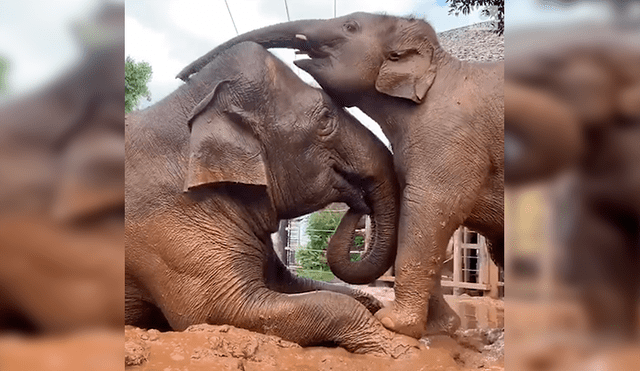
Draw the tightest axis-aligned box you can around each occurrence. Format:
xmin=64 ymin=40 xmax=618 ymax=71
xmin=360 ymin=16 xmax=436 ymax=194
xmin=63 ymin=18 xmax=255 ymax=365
xmin=453 ymin=228 xmax=463 ymax=296
xmin=272 ymin=219 xmax=288 ymax=264
xmin=364 ymin=215 xmax=371 ymax=251
xmin=488 ymin=259 xmax=500 ymax=299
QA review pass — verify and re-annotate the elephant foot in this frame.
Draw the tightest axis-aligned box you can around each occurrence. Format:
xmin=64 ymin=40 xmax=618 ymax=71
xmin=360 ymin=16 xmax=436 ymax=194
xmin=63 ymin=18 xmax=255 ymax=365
xmin=383 ymin=332 xmax=422 ymax=359
xmin=425 ymin=294 xmax=461 ymax=336
xmin=354 ymin=328 xmax=422 ymax=359
xmin=374 ymin=302 xmax=427 ymax=339
xmin=375 ymin=294 xmax=461 ymax=339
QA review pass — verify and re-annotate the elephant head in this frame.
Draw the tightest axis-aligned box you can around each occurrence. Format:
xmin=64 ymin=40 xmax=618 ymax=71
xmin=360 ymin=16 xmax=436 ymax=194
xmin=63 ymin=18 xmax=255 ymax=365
xmin=180 ymin=42 xmax=400 ymax=283
xmin=177 ymin=12 xmax=443 ymax=107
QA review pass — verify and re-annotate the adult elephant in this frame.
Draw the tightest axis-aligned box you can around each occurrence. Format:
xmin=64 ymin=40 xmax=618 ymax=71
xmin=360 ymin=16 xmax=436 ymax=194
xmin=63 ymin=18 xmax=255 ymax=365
xmin=177 ymin=12 xmax=504 ymax=338
xmin=125 ymin=42 xmax=419 ymax=356
xmin=506 ymin=29 xmax=640 ymax=340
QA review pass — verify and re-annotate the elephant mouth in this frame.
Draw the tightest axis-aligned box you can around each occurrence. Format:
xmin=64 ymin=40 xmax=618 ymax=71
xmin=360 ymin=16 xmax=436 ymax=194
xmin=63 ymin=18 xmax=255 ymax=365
xmin=293 ymin=34 xmax=332 ymax=63
xmin=333 ymin=166 xmax=372 ymax=215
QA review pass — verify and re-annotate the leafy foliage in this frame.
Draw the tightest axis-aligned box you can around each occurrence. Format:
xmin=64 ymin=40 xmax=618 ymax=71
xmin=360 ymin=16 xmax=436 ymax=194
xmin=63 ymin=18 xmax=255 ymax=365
xmin=125 ymin=56 xmax=153 ymax=113
xmin=307 ymin=210 xmax=344 ymax=252
xmin=295 ymin=210 xmax=365 ymax=281
xmin=295 ymin=210 xmax=342 ymax=278
xmin=447 ymin=0 xmax=504 ymax=35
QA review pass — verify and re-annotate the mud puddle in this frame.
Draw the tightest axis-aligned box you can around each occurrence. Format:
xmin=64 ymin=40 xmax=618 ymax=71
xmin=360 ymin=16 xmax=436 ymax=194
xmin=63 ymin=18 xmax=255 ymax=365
xmin=125 ymin=290 xmax=504 ymax=370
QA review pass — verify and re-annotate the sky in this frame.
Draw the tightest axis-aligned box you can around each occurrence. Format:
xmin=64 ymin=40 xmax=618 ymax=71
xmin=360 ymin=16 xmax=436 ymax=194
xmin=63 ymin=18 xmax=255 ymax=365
xmin=121 ymin=0 xmax=612 ymax=145
xmin=0 ymin=0 xmax=616 ymax=97
xmin=1 ymin=0 xmax=615 ymax=140
xmin=124 ymin=0 xmax=491 ymax=145
xmin=124 ymin=0 xmax=487 ymax=110
xmin=0 ymin=0 xmax=116 ymax=96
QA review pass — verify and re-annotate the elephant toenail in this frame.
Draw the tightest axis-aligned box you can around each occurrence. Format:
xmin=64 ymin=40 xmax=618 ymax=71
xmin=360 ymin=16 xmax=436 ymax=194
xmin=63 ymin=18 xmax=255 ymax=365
xmin=380 ymin=317 xmax=394 ymax=329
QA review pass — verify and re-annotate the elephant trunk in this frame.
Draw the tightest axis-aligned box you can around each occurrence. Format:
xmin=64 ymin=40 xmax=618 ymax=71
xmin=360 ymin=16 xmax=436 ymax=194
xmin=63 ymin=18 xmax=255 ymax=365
xmin=326 ymin=146 xmax=399 ymax=285
xmin=177 ymin=20 xmax=317 ymax=81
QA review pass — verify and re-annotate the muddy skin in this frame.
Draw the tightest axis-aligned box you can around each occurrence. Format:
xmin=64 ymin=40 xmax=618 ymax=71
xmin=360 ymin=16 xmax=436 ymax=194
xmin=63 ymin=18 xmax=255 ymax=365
xmin=178 ymin=12 xmax=504 ymax=339
xmin=125 ymin=42 xmax=417 ymax=355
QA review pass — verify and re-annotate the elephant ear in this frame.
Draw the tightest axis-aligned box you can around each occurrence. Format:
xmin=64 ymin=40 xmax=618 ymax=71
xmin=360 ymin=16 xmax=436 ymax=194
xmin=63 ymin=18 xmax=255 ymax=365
xmin=375 ymin=48 xmax=437 ymax=104
xmin=183 ymin=81 xmax=267 ymax=192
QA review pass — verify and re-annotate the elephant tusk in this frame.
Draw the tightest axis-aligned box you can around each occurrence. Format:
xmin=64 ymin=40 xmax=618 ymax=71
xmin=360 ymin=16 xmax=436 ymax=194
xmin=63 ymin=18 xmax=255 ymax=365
xmin=295 ymin=34 xmax=308 ymax=41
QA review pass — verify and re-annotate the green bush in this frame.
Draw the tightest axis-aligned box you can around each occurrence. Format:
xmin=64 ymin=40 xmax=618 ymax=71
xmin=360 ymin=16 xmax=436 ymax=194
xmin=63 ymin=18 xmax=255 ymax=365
xmin=295 ymin=209 xmax=365 ymax=281
xmin=296 ymin=269 xmax=335 ymax=282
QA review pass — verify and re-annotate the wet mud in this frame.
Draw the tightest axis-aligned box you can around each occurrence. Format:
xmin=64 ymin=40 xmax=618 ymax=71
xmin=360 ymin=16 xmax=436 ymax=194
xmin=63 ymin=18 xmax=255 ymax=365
xmin=125 ymin=291 xmax=504 ymax=371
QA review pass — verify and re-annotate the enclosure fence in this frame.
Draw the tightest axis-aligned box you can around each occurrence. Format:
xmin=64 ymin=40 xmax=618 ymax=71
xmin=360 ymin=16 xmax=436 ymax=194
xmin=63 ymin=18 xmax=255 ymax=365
xmin=279 ymin=206 xmax=503 ymax=297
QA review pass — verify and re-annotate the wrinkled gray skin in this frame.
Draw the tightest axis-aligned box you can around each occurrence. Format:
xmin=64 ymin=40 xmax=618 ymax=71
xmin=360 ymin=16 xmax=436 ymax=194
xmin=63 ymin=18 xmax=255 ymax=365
xmin=506 ymin=30 xmax=640 ymax=340
xmin=177 ymin=12 xmax=504 ymax=339
xmin=0 ymin=3 xmax=123 ymax=333
xmin=125 ymin=42 xmax=418 ymax=355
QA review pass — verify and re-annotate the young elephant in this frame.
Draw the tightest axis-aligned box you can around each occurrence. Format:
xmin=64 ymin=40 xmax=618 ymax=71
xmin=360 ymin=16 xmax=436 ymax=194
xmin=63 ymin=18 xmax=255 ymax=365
xmin=125 ymin=42 xmax=416 ymax=355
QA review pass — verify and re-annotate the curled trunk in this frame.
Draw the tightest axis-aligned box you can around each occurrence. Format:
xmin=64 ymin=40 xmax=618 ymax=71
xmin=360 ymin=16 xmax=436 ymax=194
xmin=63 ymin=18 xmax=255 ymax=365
xmin=326 ymin=179 xmax=398 ymax=285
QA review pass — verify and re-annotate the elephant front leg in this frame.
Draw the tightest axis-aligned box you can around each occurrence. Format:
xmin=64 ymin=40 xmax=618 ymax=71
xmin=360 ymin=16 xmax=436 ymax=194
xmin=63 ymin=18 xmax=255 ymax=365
xmin=375 ymin=184 xmax=468 ymax=339
xmin=244 ymin=289 xmax=420 ymax=357
xmin=264 ymin=247 xmax=383 ymax=313
xmin=425 ymin=286 xmax=461 ymax=336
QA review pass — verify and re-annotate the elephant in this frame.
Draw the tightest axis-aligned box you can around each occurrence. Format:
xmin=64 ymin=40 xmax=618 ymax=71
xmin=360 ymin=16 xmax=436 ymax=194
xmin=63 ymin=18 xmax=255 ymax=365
xmin=125 ymin=41 xmax=421 ymax=356
xmin=505 ymin=28 xmax=640 ymax=340
xmin=0 ymin=3 xmax=124 ymax=333
xmin=176 ymin=12 xmax=504 ymax=339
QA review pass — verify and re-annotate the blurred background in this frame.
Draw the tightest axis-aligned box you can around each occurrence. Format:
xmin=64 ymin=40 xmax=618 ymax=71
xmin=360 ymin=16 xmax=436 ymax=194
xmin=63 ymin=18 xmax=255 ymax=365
xmin=0 ymin=1 xmax=123 ymax=370
xmin=505 ymin=0 xmax=640 ymax=370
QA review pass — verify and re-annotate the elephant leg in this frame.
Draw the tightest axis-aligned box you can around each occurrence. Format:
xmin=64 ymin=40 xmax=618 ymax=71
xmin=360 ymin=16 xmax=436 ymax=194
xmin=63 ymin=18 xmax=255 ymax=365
xmin=237 ymin=287 xmax=419 ymax=356
xmin=376 ymin=173 xmax=484 ymax=338
xmin=264 ymin=248 xmax=383 ymax=313
xmin=425 ymin=287 xmax=461 ymax=336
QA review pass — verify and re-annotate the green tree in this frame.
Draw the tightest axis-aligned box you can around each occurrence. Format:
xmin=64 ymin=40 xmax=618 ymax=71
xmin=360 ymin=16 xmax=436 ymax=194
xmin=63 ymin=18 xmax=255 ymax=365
xmin=295 ymin=209 xmax=364 ymax=281
xmin=447 ymin=0 xmax=504 ymax=35
xmin=125 ymin=56 xmax=153 ymax=113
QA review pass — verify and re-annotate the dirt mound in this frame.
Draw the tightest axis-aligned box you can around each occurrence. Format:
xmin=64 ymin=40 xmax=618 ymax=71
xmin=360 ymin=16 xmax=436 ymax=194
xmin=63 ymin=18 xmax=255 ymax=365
xmin=125 ymin=323 xmax=503 ymax=370
xmin=125 ymin=292 xmax=504 ymax=370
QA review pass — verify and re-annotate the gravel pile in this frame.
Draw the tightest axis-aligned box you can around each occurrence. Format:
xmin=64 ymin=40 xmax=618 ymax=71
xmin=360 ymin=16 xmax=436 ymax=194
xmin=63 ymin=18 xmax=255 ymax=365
xmin=437 ymin=21 xmax=504 ymax=62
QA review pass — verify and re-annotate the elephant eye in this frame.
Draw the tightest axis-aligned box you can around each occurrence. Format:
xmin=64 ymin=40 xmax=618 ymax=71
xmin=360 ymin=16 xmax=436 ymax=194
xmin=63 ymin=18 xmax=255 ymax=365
xmin=343 ymin=21 xmax=359 ymax=33
xmin=317 ymin=106 xmax=336 ymax=137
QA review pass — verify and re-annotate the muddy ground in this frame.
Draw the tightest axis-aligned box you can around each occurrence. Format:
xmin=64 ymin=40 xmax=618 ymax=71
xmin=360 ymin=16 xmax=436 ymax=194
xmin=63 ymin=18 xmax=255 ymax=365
xmin=125 ymin=288 xmax=504 ymax=371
